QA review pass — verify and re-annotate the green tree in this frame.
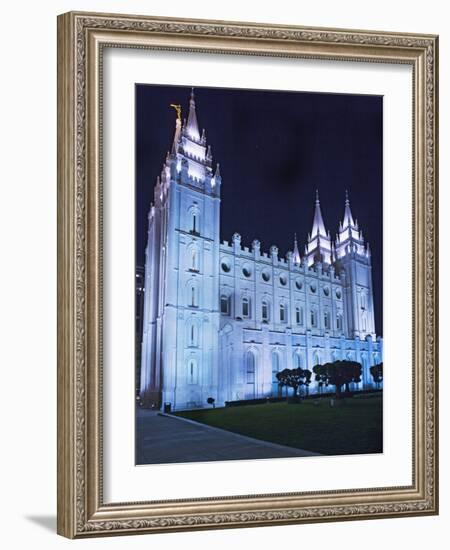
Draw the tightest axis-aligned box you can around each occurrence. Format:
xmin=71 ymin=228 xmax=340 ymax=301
xmin=276 ymin=368 xmax=312 ymax=398
xmin=313 ymin=360 xmax=362 ymax=398
xmin=370 ymin=363 xmax=383 ymax=389
xmin=206 ymin=397 xmax=216 ymax=408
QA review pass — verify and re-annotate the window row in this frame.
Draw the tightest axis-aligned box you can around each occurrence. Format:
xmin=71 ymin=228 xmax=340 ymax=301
xmin=220 ymin=262 xmax=343 ymax=299
xmin=220 ymin=294 xmax=344 ymax=329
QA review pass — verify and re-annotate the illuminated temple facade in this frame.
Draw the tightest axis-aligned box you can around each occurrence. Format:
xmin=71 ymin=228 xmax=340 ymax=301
xmin=139 ymin=90 xmax=383 ymax=410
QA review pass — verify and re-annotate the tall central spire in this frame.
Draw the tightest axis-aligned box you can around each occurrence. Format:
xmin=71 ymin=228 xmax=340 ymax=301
xmin=186 ymin=88 xmax=200 ymax=141
xmin=342 ymin=189 xmax=355 ymax=228
xmin=163 ymin=89 xmax=221 ymax=194
xmin=311 ymin=190 xmax=327 ymax=237
xmin=305 ymin=190 xmax=332 ymax=266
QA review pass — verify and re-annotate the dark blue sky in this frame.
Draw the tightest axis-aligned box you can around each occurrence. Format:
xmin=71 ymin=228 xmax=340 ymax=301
xmin=136 ymin=84 xmax=383 ymax=335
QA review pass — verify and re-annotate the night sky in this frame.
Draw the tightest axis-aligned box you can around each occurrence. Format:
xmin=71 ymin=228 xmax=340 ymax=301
xmin=135 ymin=85 xmax=383 ymax=335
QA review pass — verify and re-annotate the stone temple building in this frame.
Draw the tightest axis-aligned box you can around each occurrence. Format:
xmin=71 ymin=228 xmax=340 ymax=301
xmin=139 ymin=90 xmax=383 ymax=411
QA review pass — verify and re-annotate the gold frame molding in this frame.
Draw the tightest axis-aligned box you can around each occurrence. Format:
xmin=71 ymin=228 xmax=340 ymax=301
xmin=57 ymin=11 xmax=439 ymax=538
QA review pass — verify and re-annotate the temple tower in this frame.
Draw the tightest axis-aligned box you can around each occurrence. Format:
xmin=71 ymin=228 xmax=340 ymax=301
xmin=140 ymin=89 xmax=222 ymax=409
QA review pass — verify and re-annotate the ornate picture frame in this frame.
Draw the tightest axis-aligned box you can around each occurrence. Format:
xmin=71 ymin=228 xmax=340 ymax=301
xmin=57 ymin=11 xmax=438 ymax=538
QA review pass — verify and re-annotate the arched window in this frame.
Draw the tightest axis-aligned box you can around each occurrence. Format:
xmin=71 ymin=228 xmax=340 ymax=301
xmin=280 ymin=302 xmax=286 ymax=323
xmin=361 ymin=315 xmax=366 ymax=331
xmin=245 ymin=351 xmax=256 ymax=399
xmin=187 ymin=320 xmax=198 ymax=347
xmin=187 ymin=358 xmax=197 ymax=385
xmin=294 ymin=353 xmax=303 ymax=369
xmin=190 ymin=209 xmax=199 ymax=235
xmin=311 ymin=309 xmax=317 ymax=327
xmin=313 ymin=351 xmax=321 ymax=367
xmin=188 ymin=282 xmax=198 ymax=308
xmin=190 ymin=246 xmax=199 ymax=271
xmin=246 ymin=352 xmax=255 ymax=384
xmin=220 ymin=294 xmax=230 ymax=315
xmin=324 ymin=311 xmax=330 ymax=330
xmin=272 ymin=353 xmax=279 ymax=381
xmin=262 ymin=300 xmax=269 ymax=321
xmin=272 ymin=352 xmax=280 ymax=395
xmin=361 ymin=293 xmax=366 ymax=310
xmin=336 ymin=313 xmax=343 ymax=331
xmin=242 ymin=296 xmax=250 ymax=318
xmin=296 ymin=306 xmax=303 ymax=325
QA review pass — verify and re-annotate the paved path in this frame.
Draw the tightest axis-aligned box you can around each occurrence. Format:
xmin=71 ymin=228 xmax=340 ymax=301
xmin=136 ymin=407 xmax=318 ymax=465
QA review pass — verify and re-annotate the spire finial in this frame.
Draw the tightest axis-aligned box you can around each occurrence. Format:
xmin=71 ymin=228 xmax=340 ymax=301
xmin=186 ymin=88 xmax=200 ymax=140
xmin=341 ymin=189 xmax=355 ymax=228
xmin=316 ymin=189 xmax=320 ymax=203
xmin=191 ymin=87 xmax=195 ymax=101
xmin=293 ymin=232 xmax=301 ymax=265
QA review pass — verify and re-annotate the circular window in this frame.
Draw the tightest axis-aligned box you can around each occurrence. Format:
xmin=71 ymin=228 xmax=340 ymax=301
xmin=262 ymin=269 xmax=271 ymax=282
xmin=221 ymin=259 xmax=231 ymax=273
xmin=295 ymin=279 xmax=303 ymax=290
xmin=336 ymin=289 xmax=342 ymax=299
xmin=323 ymin=287 xmax=330 ymax=297
xmin=310 ymin=283 xmax=317 ymax=293
xmin=242 ymin=265 xmax=252 ymax=278
xmin=279 ymin=274 xmax=287 ymax=286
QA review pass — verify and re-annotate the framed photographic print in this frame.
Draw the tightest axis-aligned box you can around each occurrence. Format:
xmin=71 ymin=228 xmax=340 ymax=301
xmin=57 ymin=11 xmax=439 ymax=538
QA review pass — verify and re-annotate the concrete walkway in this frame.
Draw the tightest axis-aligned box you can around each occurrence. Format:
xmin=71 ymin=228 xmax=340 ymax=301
xmin=136 ymin=407 xmax=319 ymax=465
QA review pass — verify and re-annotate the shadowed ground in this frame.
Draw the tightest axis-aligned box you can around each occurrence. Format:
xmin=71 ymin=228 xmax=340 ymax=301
xmin=136 ymin=407 xmax=318 ymax=465
xmin=176 ymin=393 xmax=383 ymax=456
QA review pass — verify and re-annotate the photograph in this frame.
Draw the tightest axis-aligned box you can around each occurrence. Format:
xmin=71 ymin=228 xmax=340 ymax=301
xmin=135 ymin=84 xmax=384 ymax=465
xmin=54 ymin=8 xmax=438 ymax=539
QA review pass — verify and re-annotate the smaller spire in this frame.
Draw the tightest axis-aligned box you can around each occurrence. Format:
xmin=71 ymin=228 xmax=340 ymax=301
xmin=311 ymin=190 xmax=327 ymax=237
xmin=293 ymin=233 xmax=301 ymax=265
xmin=342 ymin=190 xmax=355 ymax=228
xmin=215 ymin=163 xmax=221 ymax=178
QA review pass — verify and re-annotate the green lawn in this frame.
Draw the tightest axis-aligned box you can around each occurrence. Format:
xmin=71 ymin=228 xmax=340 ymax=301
xmin=175 ymin=394 xmax=382 ymax=456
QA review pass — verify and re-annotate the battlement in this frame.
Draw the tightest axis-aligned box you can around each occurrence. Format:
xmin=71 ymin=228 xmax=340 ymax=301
xmin=180 ymin=147 xmax=207 ymax=165
xmin=219 ymin=235 xmax=342 ymax=280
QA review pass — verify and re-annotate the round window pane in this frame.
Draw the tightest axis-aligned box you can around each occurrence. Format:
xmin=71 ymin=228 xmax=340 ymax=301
xmin=295 ymin=279 xmax=303 ymax=290
xmin=280 ymin=274 xmax=287 ymax=286
xmin=262 ymin=270 xmax=271 ymax=282
xmin=243 ymin=266 xmax=251 ymax=278
xmin=310 ymin=284 xmax=317 ymax=293
xmin=221 ymin=260 xmax=231 ymax=273
xmin=336 ymin=289 xmax=342 ymax=299
xmin=323 ymin=287 xmax=330 ymax=296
